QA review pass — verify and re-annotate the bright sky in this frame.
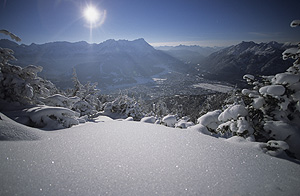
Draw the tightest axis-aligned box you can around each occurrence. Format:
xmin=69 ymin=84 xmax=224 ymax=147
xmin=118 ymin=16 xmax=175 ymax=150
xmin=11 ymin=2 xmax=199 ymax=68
xmin=0 ymin=0 xmax=299 ymax=46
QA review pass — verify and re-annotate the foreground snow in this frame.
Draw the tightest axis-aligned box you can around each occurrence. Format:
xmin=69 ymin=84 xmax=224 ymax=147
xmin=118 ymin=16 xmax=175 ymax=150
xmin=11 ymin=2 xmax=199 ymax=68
xmin=0 ymin=114 xmax=300 ymax=196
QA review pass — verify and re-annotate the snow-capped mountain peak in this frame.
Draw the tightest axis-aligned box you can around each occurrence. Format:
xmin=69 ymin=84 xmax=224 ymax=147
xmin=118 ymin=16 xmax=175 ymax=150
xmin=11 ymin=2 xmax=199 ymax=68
xmin=198 ymin=41 xmax=294 ymax=84
xmin=224 ymin=41 xmax=281 ymax=56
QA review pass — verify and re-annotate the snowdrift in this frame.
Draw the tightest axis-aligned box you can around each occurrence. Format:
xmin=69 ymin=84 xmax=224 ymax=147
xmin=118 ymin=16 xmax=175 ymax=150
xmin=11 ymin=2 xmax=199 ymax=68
xmin=0 ymin=117 xmax=300 ymax=196
xmin=0 ymin=112 xmax=41 ymax=141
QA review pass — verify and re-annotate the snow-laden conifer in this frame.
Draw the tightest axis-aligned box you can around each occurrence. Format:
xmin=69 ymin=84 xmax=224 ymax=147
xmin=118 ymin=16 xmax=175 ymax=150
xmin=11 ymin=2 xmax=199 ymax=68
xmin=196 ymin=20 xmax=300 ymax=159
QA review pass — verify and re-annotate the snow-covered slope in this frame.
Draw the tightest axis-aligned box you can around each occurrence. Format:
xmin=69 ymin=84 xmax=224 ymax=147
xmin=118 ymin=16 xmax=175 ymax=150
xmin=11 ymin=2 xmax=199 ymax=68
xmin=198 ymin=41 xmax=293 ymax=84
xmin=0 ymin=112 xmax=40 ymax=140
xmin=1 ymin=114 xmax=299 ymax=195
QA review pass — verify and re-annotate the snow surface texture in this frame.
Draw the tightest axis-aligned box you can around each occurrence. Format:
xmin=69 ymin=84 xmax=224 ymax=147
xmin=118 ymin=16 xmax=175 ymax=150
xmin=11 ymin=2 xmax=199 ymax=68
xmin=0 ymin=112 xmax=40 ymax=140
xmin=1 ymin=116 xmax=300 ymax=196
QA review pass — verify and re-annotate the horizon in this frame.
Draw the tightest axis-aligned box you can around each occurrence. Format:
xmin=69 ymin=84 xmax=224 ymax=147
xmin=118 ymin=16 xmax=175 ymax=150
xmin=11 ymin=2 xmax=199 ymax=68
xmin=0 ymin=37 xmax=295 ymax=48
xmin=1 ymin=0 xmax=300 ymax=47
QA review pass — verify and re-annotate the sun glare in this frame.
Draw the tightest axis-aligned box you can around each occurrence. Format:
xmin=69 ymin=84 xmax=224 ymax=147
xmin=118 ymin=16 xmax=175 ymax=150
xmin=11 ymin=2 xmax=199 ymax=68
xmin=82 ymin=4 xmax=107 ymax=41
xmin=84 ymin=6 xmax=99 ymax=23
xmin=83 ymin=5 xmax=106 ymax=29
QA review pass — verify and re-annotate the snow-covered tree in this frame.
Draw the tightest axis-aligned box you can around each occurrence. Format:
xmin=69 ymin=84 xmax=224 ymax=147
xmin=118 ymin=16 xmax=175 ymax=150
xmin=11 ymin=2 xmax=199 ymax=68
xmin=67 ymin=68 xmax=102 ymax=116
xmin=175 ymin=116 xmax=194 ymax=128
xmin=0 ymin=30 xmax=58 ymax=105
xmin=103 ymin=94 xmax=145 ymax=120
xmin=40 ymin=94 xmax=80 ymax=109
xmin=241 ymin=40 xmax=300 ymax=157
xmin=0 ymin=30 xmax=83 ymax=129
xmin=0 ymin=30 xmax=21 ymax=42
xmin=71 ymin=67 xmax=84 ymax=97
xmin=25 ymin=106 xmax=80 ymax=130
xmin=161 ymin=114 xmax=177 ymax=127
xmin=153 ymin=99 xmax=169 ymax=117
xmin=140 ymin=116 xmax=157 ymax=124
xmin=216 ymin=104 xmax=254 ymax=139
xmin=196 ymin=20 xmax=300 ymax=159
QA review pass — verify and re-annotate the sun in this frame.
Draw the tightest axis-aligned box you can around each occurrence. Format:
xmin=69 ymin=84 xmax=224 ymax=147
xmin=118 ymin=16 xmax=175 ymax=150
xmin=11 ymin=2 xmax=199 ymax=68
xmin=84 ymin=6 xmax=99 ymax=23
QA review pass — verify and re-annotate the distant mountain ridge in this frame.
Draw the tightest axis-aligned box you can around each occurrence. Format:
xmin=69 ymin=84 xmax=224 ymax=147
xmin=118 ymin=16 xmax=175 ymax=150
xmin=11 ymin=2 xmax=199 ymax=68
xmin=0 ymin=38 xmax=185 ymax=89
xmin=0 ymin=39 xmax=294 ymax=90
xmin=197 ymin=41 xmax=294 ymax=84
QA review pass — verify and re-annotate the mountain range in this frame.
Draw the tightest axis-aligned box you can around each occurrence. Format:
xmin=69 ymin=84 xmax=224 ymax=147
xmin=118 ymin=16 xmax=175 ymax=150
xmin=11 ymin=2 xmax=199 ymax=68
xmin=0 ymin=39 xmax=295 ymax=91
xmin=196 ymin=41 xmax=294 ymax=84
xmin=0 ymin=38 xmax=186 ymax=89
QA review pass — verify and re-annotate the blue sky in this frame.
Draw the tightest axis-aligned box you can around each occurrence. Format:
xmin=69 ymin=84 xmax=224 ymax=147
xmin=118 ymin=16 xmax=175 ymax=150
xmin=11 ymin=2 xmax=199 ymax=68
xmin=0 ymin=0 xmax=299 ymax=46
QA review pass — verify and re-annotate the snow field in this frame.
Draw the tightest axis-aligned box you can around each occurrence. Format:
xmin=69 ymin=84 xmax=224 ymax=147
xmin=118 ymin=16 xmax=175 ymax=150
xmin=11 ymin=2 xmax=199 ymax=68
xmin=1 ymin=115 xmax=300 ymax=196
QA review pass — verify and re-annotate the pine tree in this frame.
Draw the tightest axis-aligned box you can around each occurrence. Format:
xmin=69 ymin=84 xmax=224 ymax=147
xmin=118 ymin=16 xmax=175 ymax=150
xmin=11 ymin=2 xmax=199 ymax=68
xmin=197 ymin=20 xmax=300 ymax=159
xmin=0 ymin=30 xmax=58 ymax=104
